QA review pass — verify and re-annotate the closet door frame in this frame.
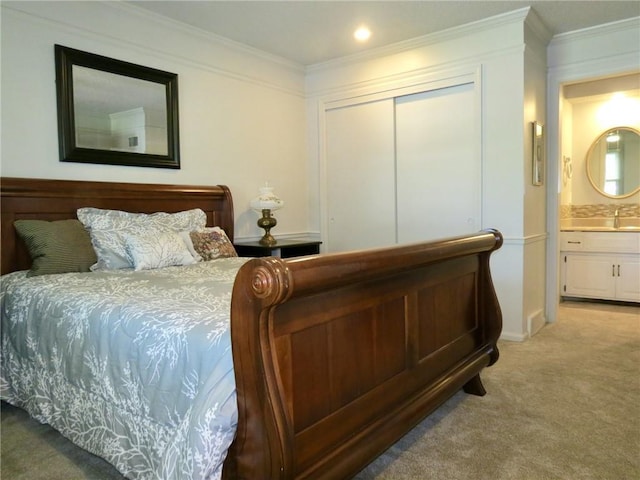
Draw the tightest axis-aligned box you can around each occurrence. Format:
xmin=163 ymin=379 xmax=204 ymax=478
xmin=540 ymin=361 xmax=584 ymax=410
xmin=318 ymin=66 xmax=483 ymax=251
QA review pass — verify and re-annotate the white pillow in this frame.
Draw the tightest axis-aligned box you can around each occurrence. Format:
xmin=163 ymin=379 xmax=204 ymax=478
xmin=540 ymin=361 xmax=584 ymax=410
xmin=77 ymin=207 xmax=206 ymax=271
xmin=179 ymin=231 xmax=203 ymax=262
xmin=125 ymin=231 xmax=196 ymax=271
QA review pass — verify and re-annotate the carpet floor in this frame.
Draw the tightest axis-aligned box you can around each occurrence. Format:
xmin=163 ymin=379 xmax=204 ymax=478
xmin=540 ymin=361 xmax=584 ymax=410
xmin=2 ymin=300 xmax=639 ymax=479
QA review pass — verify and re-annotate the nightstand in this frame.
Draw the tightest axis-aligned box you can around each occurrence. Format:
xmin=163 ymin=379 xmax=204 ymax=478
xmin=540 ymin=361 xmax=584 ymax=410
xmin=234 ymin=238 xmax=321 ymax=258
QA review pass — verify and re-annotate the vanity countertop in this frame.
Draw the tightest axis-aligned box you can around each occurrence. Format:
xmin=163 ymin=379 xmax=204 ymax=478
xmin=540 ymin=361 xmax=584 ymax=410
xmin=561 ymin=217 xmax=640 ymax=232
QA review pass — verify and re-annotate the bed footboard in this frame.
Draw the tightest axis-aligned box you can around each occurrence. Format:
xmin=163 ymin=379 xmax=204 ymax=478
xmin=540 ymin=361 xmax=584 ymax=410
xmin=226 ymin=229 xmax=503 ymax=479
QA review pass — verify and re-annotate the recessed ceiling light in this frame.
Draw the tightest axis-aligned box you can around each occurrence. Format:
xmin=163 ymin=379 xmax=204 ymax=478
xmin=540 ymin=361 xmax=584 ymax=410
xmin=354 ymin=26 xmax=371 ymax=42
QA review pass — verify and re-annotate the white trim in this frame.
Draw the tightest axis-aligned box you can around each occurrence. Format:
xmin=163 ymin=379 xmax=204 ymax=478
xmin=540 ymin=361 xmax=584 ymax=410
xmin=502 ymin=232 xmax=548 ymax=246
xmin=549 ymin=16 xmax=640 ymax=49
xmin=307 ymin=43 xmax=523 ymax=99
xmin=321 ymin=67 xmax=480 ymax=110
xmin=112 ymin=2 xmax=304 ymax=72
xmin=546 ymin=17 xmax=640 ymax=325
xmin=500 ymin=331 xmax=529 ymax=342
xmin=523 ymin=6 xmax=552 ymax=45
xmin=527 ymin=309 xmax=547 ymax=337
xmin=317 ymin=67 xmax=484 ymax=252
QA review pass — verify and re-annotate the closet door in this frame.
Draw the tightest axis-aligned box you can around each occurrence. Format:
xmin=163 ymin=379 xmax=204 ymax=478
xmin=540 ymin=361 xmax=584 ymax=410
xmin=395 ymin=83 xmax=480 ymax=243
xmin=325 ymin=99 xmax=396 ymax=252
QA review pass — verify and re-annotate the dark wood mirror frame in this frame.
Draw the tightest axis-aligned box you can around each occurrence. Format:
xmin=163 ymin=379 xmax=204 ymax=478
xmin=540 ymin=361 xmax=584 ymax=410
xmin=55 ymin=44 xmax=180 ymax=169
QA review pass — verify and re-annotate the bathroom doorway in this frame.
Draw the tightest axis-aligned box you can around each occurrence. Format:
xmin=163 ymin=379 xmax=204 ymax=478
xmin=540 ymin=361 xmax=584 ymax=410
xmin=554 ymin=73 xmax=640 ymax=313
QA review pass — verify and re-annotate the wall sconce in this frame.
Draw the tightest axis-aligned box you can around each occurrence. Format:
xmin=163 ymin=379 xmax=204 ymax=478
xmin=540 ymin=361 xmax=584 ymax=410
xmin=250 ymin=183 xmax=284 ymax=246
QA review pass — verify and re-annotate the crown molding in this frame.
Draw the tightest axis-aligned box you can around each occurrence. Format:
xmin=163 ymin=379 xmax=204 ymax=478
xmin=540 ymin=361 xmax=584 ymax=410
xmin=550 ymin=16 xmax=640 ymax=47
xmin=524 ymin=6 xmax=553 ymax=45
xmin=111 ymin=2 xmax=304 ymax=74
xmin=306 ymin=7 xmax=530 ymax=73
xmin=1 ymin=2 xmax=306 ymax=97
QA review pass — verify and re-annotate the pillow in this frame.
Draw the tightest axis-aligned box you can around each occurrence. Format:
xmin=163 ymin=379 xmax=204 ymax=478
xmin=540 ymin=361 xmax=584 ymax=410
xmin=125 ymin=231 xmax=196 ymax=271
xmin=77 ymin=207 xmax=206 ymax=271
xmin=183 ymin=227 xmax=237 ymax=261
xmin=13 ymin=219 xmax=97 ymax=277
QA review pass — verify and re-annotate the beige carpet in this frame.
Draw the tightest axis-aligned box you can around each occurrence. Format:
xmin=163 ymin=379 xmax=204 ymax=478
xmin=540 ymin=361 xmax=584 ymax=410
xmin=2 ymin=301 xmax=639 ymax=480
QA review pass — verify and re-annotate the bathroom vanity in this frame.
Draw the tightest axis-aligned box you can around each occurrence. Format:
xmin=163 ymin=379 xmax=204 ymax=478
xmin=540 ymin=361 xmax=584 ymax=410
xmin=559 ymin=125 xmax=640 ymax=304
xmin=560 ymin=228 xmax=640 ymax=303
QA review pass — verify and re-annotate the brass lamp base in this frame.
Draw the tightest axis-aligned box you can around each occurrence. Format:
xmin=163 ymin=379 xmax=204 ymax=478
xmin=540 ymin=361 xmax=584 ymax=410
xmin=257 ymin=209 xmax=277 ymax=246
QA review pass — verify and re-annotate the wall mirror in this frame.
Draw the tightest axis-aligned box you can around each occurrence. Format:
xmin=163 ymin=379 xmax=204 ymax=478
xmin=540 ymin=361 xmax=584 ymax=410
xmin=586 ymin=126 xmax=640 ymax=198
xmin=55 ymin=45 xmax=180 ymax=169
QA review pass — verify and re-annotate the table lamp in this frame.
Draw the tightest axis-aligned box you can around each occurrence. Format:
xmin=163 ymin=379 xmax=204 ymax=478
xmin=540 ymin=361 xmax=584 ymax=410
xmin=250 ymin=183 xmax=284 ymax=246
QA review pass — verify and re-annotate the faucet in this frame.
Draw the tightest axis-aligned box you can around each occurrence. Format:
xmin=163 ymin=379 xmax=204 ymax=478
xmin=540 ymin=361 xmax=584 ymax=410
xmin=614 ymin=209 xmax=620 ymax=229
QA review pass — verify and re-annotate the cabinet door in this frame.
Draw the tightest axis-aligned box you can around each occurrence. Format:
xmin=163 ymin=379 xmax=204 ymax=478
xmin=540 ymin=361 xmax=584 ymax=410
xmin=564 ymin=253 xmax=616 ymax=300
xmin=326 ymin=99 xmax=397 ymax=252
xmin=615 ymin=255 xmax=640 ymax=302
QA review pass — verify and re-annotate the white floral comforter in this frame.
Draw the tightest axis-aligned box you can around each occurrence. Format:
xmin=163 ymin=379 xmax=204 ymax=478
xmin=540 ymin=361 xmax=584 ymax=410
xmin=0 ymin=258 xmax=250 ymax=480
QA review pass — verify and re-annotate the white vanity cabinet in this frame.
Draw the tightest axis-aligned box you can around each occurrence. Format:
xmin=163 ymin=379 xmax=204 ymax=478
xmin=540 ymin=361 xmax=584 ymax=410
xmin=560 ymin=231 xmax=640 ymax=303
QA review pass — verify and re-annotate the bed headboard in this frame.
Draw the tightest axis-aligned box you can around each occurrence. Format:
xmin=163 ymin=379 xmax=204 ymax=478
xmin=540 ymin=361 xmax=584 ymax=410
xmin=0 ymin=177 xmax=234 ymax=275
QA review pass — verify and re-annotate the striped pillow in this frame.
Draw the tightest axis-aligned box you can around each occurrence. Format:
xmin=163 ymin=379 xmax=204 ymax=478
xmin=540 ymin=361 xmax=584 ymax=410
xmin=14 ymin=219 xmax=97 ymax=277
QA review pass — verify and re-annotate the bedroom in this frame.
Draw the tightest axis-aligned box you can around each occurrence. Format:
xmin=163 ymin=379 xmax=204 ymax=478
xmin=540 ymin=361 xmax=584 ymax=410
xmin=1 ymin=1 xmax=639 ymax=479
xmin=2 ymin=1 xmax=638 ymax=341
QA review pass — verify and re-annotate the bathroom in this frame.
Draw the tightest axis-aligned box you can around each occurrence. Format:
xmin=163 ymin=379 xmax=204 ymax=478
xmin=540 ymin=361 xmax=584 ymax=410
xmin=558 ymin=72 xmax=639 ymax=305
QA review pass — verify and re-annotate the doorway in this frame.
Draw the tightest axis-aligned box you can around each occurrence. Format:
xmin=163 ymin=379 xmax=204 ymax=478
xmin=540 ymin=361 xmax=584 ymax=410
xmin=552 ymin=73 xmax=640 ymax=314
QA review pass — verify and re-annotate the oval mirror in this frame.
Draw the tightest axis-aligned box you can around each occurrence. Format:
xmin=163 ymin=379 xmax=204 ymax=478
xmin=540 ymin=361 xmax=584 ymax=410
xmin=586 ymin=127 xmax=640 ymax=198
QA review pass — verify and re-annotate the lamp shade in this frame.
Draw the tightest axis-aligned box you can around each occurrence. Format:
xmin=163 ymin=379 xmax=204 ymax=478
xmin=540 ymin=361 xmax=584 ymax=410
xmin=250 ymin=184 xmax=284 ymax=211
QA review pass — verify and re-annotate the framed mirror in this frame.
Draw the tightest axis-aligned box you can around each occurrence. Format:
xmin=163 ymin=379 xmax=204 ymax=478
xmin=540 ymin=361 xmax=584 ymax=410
xmin=55 ymin=45 xmax=180 ymax=169
xmin=586 ymin=126 xmax=640 ymax=198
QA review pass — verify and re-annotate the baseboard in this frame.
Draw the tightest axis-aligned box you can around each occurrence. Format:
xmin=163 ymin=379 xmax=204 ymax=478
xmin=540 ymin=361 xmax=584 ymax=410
xmin=527 ymin=309 xmax=546 ymax=337
xmin=499 ymin=331 xmax=528 ymax=342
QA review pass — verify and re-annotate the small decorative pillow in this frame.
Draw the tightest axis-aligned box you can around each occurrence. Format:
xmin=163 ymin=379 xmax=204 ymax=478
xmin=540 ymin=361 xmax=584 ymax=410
xmin=184 ymin=227 xmax=237 ymax=261
xmin=14 ymin=219 xmax=97 ymax=277
xmin=77 ymin=207 xmax=206 ymax=271
xmin=125 ymin=231 xmax=196 ymax=271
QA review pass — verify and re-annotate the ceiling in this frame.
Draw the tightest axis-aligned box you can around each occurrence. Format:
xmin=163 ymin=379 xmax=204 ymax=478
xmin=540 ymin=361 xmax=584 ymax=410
xmin=127 ymin=1 xmax=640 ymax=66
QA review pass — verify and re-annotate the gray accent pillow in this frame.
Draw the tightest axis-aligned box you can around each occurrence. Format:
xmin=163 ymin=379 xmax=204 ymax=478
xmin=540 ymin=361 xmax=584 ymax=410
xmin=14 ymin=219 xmax=97 ymax=277
xmin=77 ymin=207 xmax=207 ymax=271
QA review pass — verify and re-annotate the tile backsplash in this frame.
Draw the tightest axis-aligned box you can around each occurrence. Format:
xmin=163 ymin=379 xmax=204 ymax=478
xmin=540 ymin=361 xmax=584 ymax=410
xmin=561 ymin=203 xmax=640 ymax=219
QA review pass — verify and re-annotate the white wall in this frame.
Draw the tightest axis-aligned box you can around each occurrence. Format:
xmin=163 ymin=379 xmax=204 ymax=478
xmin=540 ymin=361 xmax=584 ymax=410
xmin=306 ymin=7 xmax=550 ymax=340
xmin=546 ymin=16 xmax=640 ymax=322
xmin=521 ymin=19 xmax=549 ymax=337
xmin=0 ymin=1 xmax=309 ymax=241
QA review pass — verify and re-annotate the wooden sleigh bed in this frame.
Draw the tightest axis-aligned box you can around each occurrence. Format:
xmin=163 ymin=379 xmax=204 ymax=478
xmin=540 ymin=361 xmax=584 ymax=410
xmin=1 ymin=176 xmax=503 ymax=480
